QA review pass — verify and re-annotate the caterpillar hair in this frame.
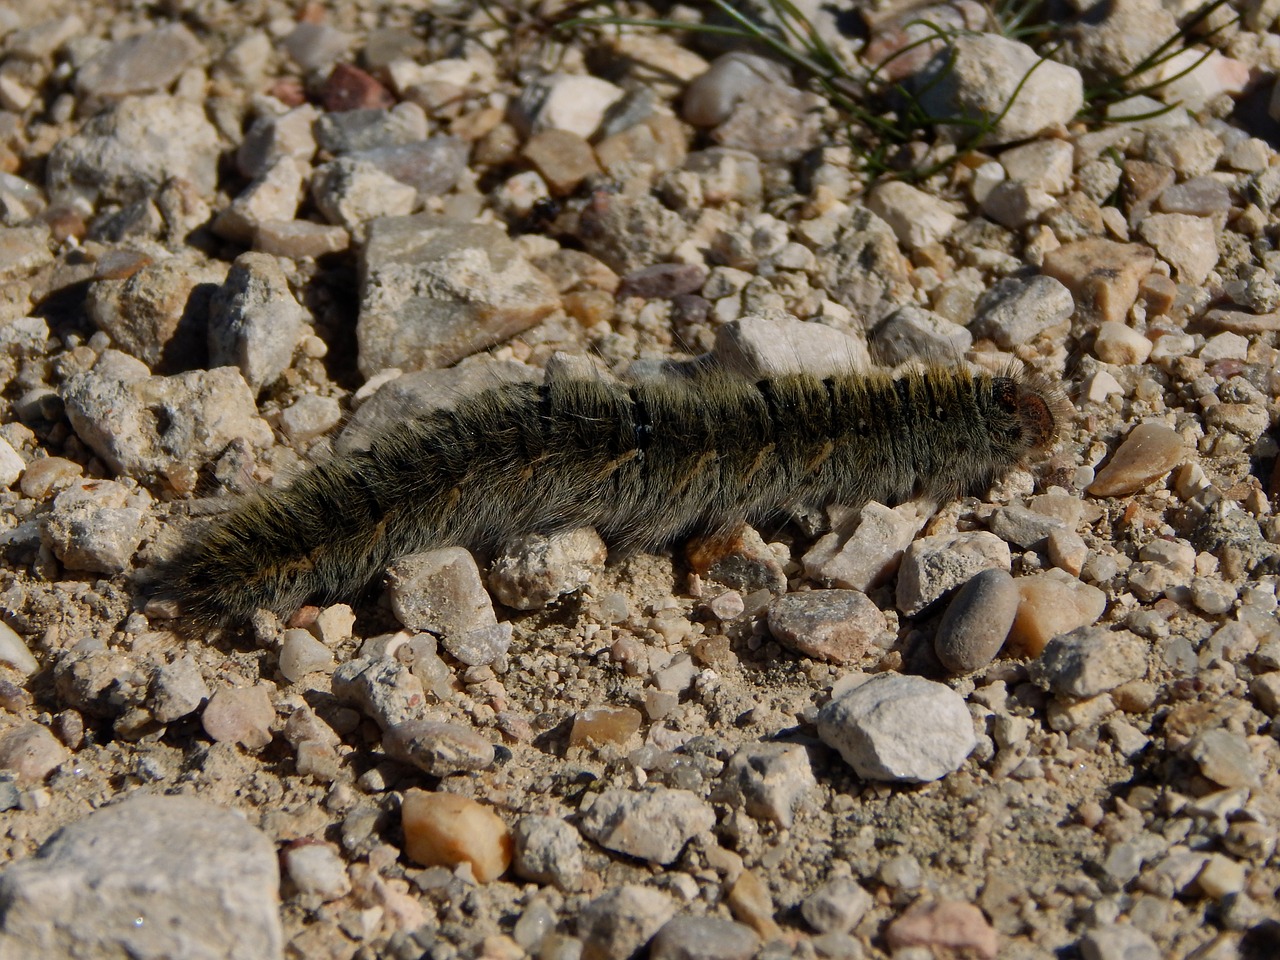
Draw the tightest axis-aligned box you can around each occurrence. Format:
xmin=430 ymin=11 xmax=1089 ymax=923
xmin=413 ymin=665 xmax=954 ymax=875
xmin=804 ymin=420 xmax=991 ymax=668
xmin=162 ymin=363 xmax=1070 ymax=623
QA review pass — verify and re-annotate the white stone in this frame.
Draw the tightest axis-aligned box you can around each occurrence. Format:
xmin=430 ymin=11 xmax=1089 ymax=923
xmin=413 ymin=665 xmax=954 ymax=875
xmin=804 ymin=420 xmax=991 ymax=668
xmin=1094 ymin=322 xmax=1152 ymax=365
xmin=867 ymin=181 xmax=959 ymax=249
xmin=514 ymin=73 xmax=625 ymax=139
xmin=0 ymin=620 xmax=38 ymax=675
xmin=999 ymin=139 xmax=1074 ymax=194
xmin=817 ymin=674 xmax=977 ymax=782
xmin=1138 ymin=213 xmax=1218 ymax=285
xmin=0 ymin=437 xmax=23 ymax=487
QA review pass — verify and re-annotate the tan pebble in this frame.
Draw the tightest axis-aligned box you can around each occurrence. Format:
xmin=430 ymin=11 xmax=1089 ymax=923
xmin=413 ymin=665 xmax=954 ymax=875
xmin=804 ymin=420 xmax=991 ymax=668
xmin=1196 ymin=853 xmax=1246 ymax=900
xmin=1087 ymin=423 xmax=1186 ymax=498
xmin=1007 ymin=574 xmax=1106 ymax=657
xmin=1093 ymin=321 xmax=1152 ymax=365
xmin=1041 ymin=238 xmax=1154 ymax=324
xmin=0 ymin=722 xmax=70 ymax=783
xmin=18 ymin=457 xmax=82 ymax=499
xmin=570 ymin=706 xmax=642 ymax=747
xmin=521 ymin=129 xmax=601 ymax=195
xmin=201 ymin=684 xmax=274 ymax=751
xmin=400 ymin=788 xmax=512 ymax=882
xmin=1047 ymin=528 xmax=1088 ymax=577
xmin=885 ymin=899 xmax=998 ymax=960
xmin=311 ymin=603 xmax=356 ymax=645
xmin=727 ymin=868 xmax=783 ymax=940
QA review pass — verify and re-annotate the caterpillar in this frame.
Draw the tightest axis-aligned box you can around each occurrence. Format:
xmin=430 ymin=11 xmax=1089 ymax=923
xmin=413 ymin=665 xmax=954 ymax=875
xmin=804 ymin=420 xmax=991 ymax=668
xmin=164 ymin=362 xmax=1069 ymax=623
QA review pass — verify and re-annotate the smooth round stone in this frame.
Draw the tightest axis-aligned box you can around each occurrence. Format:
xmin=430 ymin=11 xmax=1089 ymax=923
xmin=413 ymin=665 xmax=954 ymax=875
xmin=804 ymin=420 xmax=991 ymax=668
xmin=278 ymin=628 xmax=336 ymax=683
xmin=934 ymin=569 xmax=1019 ymax=673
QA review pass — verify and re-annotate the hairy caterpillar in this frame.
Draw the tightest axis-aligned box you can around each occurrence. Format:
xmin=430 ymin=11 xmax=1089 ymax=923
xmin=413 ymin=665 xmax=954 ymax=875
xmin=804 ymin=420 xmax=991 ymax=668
xmin=165 ymin=363 xmax=1068 ymax=623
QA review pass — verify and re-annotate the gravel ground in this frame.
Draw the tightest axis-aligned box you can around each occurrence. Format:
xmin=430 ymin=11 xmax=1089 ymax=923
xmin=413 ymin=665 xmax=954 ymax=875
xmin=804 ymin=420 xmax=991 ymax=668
xmin=2 ymin=1 xmax=1280 ymax=958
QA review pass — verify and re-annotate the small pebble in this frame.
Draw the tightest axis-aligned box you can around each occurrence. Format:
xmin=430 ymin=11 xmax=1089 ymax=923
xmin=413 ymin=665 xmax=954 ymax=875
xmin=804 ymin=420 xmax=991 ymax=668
xmin=885 ymin=899 xmax=998 ymax=960
xmin=579 ymin=786 xmax=715 ymax=865
xmin=1088 ymin=424 xmax=1187 ymax=498
xmin=283 ymin=842 xmax=351 ymax=902
xmin=400 ymin=789 xmax=512 ymax=882
xmin=0 ymin=723 xmax=70 ymax=784
xmin=766 ymin=590 xmax=885 ymax=664
xmin=716 ymin=742 xmax=816 ymax=828
xmin=648 ymin=916 xmax=759 ymax=960
xmin=513 ymin=815 xmax=585 ymax=890
xmin=934 ymin=568 xmax=1019 ymax=673
xmin=278 ymin=628 xmax=337 ymax=683
xmin=382 ymin=719 xmax=495 ymax=776
xmin=1008 ymin=573 xmax=1107 ymax=657
xmin=801 ymin=876 xmax=873 ymax=935
xmin=817 ymin=674 xmax=976 ymax=782
xmin=201 ymin=684 xmax=274 ymax=751
xmin=1031 ymin=626 xmax=1147 ymax=698
xmin=577 ymin=885 xmax=674 ymax=960
xmin=0 ymin=620 xmax=39 ymax=675
xmin=570 ymin=706 xmax=642 ymax=747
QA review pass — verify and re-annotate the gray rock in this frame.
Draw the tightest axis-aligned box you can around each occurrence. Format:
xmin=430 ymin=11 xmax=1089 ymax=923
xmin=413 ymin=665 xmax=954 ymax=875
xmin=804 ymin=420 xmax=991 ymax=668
xmin=766 ymin=590 xmax=886 ymax=665
xmin=817 ymin=674 xmax=977 ymax=782
xmin=1187 ymin=728 xmax=1261 ymax=790
xmin=343 ymin=137 xmax=469 ymax=196
xmin=577 ymin=192 xmax=688 ymax=276
xmin=711 ymin=81 xmax=824 ymax=163
xmin=513 ymin=815 xmax=586 ymax=889
xmin=873 ymin=306 xmax=973 ymax=364
xmin=1031 ymin=627 xmax=1147 ymax=698
xmin=971 ymin=275 xmax=1075 ymax=349
xmin=934 ymin=568 xmax=1020 ymax=674
xmin=357 ymin=215 xmax=560 ymax=377
xmin=314 ymin=105 xmax=427 ymax=154
xmin=896 ymin=531 xmax=1012 ymax=617
xmin=61 ymin=357 xmax=272 ymax=479
xmin=254 ymin=220 xmax=349 ymax=259
xmin=386 ymin=548 xmax=497 ymax=636
xmin=813 ymin=205 xmax=912 ymax=323
xmin=86 ymin=257 xmax=228 ymax=371
xmin=236 ymin=105 xmax=319 ymax=179
xmin=989 ymin=503 xmax=1068 ymax=549
xmin=578 ymin=885 xmax=674 ymax=960
xmin=383 ymin=719 xmax=495 ymax=776
xmin=46 ymin=95 xmax=220 ymax=205
xmin=649 ymin=916 xmax=759 ymax=960
xmin=0 ymin=795 xmax=282 ymax=960
xmin=1079 ymin=924 xmax=1161 ymax=960
xmin=713 ymin=315 xmax=870 ymax=378
xmin=715 ymin=741 xmax=816 ymax=828
xmin=489 ymin=528 xmax=607 ymax=610
xmin=41 ymin=479 xmax=150 ymax=574
xmin=441 ymin=622 xmax=512 ymax=667
xmin=148 ymin=655 xmax=210 ymax=723
xmin=1060 ymin=0 xmax=1178 ymax=82
xmin=282 ymin=843 xmax=350 ymax=903
xmin=337 ymin=360 xmax=539 ymax=454
xmin=74 ymin=23 xmax=204 ymax=102
xmin=803 ymin=501 xmax=927 ymax=592
xmin=312 ymin=157 xmax=416 ymax=233
xmin=683 ymin=52 xmax=790 ymax=127
xmin=276 ymin=393 xmax=339 ymax=445
xmin=801 ymin=876 xmax=873 ymax=935
xmin=579 ymin=786 xmax=715 ymax=865
xmin=208 ymin=253 xmax=306 ymax=390
xmin=916 ymin=34 xmax=1084 ymax=147
xmin=331 ymin=656 xmax=427 ymax=729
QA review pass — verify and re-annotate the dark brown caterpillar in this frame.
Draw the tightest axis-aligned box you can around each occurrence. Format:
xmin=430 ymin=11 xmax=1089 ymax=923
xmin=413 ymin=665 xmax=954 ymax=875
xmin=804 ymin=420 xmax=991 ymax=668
xmin=166 ymin=364 xmax=1068 ymax=622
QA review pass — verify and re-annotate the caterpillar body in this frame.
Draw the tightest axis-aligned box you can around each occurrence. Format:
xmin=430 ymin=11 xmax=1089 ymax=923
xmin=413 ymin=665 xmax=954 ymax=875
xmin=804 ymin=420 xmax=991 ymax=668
xmin=167 ymin=364 xmax=1067 ymax=623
